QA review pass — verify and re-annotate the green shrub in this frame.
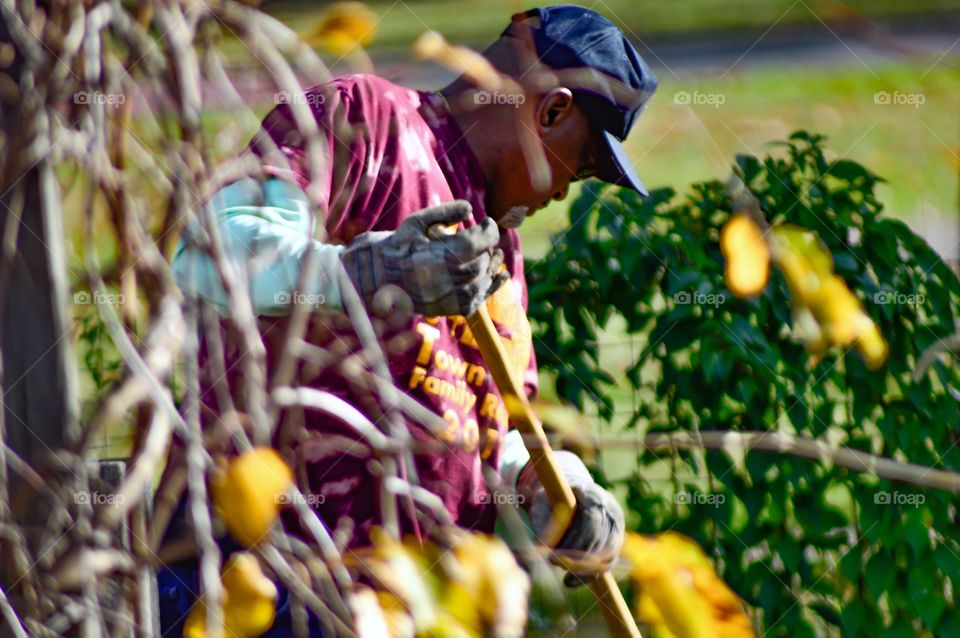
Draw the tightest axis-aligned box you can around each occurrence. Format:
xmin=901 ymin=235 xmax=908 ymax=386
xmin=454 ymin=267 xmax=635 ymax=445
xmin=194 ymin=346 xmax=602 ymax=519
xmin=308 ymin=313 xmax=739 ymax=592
xmin=527 ymin=132 xmax=960 ymax=636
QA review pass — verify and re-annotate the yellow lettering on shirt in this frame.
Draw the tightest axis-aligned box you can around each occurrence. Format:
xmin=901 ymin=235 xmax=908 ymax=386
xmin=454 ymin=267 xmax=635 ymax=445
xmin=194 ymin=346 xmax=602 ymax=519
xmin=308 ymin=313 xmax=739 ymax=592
xmin=415 ymin=322 xmax=441 ymax=365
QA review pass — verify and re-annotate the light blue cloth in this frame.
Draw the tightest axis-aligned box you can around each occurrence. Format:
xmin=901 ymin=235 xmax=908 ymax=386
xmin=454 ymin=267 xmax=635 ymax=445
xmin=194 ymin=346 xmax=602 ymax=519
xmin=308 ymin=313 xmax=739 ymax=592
xmin=172 ymin=178 xmax=345 ymax=316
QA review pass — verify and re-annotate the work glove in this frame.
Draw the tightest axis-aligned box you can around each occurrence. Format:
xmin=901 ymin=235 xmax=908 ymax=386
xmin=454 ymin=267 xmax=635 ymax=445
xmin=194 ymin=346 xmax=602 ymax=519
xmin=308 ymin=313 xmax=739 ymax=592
xmin=527 ymin=451 xmax=625 ymax=585
xmin=340 ymin=200 xmax=508 ymax=317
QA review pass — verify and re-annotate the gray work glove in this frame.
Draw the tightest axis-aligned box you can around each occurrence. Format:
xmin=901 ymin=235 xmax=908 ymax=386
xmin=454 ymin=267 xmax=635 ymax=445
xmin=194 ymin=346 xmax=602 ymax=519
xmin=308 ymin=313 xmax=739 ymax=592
xmin=528 ymin=451 xmax=625 ymax=585
xmin=340 ymin=200 xmax=508 ymax=317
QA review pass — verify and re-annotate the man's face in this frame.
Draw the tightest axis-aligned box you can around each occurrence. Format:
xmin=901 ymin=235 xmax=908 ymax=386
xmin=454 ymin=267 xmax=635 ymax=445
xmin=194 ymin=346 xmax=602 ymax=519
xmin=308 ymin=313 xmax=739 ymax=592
xmin=486 ymin=90 xmax=598 ymax=228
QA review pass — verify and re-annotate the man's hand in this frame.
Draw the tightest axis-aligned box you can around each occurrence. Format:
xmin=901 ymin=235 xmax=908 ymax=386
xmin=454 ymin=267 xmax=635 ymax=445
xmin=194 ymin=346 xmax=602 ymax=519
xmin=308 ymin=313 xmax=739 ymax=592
xmin=341 ymin=200 xmax=508 ymax=316
xmin=524 ymin=451 xmax=625 ymax=583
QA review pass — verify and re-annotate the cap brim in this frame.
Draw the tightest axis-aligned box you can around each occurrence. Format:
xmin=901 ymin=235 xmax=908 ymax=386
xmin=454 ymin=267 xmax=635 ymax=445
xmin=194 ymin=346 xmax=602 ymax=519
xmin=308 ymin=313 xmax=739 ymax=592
xmin=597 ymin=130 xmax=648 ymax=197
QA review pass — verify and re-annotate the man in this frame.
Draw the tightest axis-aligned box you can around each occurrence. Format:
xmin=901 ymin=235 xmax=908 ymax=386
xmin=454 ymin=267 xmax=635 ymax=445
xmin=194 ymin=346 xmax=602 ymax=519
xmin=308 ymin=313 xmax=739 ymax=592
xmin=167 ymin=4 xmax=657 ymax=634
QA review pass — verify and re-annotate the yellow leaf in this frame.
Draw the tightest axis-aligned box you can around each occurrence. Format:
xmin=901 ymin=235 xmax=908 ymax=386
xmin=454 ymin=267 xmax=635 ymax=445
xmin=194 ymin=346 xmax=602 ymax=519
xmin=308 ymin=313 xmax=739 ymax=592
xmin=376 ymin=591 xmax=416 ymax=638
xmin=211 ymin=447 xmax=293 ymax=548
xmin=770 ymin=226 xmax=887 ymax=369
xmin=305 ymin=2 xmax=377 ymax=54
xmin=353 ymin=586 xmax=393 ymax=638
xmin=770 ymin=225 xmax=833 ymax=305
xmin=857 ymin=321 xmax=889 ymax=370
xmin=358 ymin=530 xmax=529 ymax=638
xmin=808 ymin=276 xmax=864 ymax=346
xmin=721 ymin=214 xmax=770 ymax=298
xmin=184 ymin=552 xmax=278 ymax=638
xmin=623 ymin=533 xmax=755 ymax=638
xmin=367 ymin=529 xmax=438 ymax=631
xmin=446 ymin=534 xmax=529 ymax=638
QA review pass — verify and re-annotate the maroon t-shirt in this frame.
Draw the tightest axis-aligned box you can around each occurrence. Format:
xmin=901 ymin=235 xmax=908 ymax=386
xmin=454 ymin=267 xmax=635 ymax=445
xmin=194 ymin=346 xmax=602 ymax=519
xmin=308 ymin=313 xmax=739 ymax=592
xmin=224 ymin=75 xmax=538 ymax=547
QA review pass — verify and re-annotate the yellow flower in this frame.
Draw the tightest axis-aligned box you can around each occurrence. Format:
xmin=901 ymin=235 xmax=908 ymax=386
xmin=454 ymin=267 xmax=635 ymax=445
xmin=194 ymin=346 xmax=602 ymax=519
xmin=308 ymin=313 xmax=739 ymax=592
xmin=721 ymin=214 xmax=770 ymax=298
xmin=184 ymin=552 xmax=278 ymax=638
xmin=305 ymin=2 xmax=377 ymax=55
xmin=210 ymin=447 xmax=293 ymax=548
xmin=623 ymin=532 xmax=755 ymax=638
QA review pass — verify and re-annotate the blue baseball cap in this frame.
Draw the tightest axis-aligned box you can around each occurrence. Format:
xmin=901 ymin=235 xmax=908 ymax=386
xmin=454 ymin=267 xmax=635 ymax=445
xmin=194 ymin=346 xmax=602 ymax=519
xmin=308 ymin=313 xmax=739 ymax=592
xmin=502 ymin=5 xmax=658 ymax=196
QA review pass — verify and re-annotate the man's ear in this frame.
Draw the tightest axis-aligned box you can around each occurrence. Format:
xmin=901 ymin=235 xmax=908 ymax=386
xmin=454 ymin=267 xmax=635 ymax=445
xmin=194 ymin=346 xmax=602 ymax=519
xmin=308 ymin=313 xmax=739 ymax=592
xmin=536 ymin=87 xmax=575 ymax=132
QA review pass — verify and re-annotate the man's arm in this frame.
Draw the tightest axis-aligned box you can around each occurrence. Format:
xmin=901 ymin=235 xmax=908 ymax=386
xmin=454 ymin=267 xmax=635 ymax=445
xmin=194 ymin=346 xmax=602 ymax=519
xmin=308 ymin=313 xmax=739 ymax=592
xmin=173 ymin=177 xmax=345 ymax=315
xmin=173 ymin=178 xmax=508 ymax=319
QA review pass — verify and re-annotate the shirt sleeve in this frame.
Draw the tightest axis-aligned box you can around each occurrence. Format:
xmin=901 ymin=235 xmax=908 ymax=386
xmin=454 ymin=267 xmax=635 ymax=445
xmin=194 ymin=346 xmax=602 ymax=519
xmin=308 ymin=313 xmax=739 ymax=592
xmin=172 ymin=177 xmax=345 ymax=316
xmin=498 ymin=428 xmax=531 ymax=491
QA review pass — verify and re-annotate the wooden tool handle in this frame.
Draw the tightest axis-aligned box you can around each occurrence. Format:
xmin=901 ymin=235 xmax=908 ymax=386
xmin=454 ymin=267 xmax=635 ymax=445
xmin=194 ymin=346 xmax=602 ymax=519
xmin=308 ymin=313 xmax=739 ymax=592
xmin=466 ymin=305 xmax=642 ymax=638
xmin=465 ymin=306 xmax=576 ymax=544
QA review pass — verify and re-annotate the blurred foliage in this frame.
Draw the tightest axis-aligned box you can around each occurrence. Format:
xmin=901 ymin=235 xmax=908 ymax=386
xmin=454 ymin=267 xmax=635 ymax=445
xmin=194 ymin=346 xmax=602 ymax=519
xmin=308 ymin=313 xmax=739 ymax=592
xmin=76 ymin=307 xmax=124 ymax=395
xmin=352 ymin=529 xmax=530 ymax=638
xmin=527 ymin=132 xmax=960 ymax=636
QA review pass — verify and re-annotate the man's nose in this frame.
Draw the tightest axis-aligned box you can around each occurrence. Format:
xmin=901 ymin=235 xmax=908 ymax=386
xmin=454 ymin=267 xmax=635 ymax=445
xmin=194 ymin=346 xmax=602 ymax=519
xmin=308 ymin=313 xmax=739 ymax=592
xmin=552 ymin=184 xmax=569 ymax=201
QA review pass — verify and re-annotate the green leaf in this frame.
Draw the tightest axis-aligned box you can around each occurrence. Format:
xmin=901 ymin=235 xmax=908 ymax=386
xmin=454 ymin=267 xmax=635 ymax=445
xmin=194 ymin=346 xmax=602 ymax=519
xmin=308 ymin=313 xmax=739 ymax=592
xmin=840 ymin=548 xmax=863 ymax=582
xmin=940 ymin=611 xmax=960 ymax=638
xmin=702 ymin=345 xmax=733 ymax=384
xmin=865 ymin=551 xmax=896 ymax=596
xmin=841 ymin=600 xmax=867 ymax=636
xmin=903 ymin=508 xmax=931 ymax=555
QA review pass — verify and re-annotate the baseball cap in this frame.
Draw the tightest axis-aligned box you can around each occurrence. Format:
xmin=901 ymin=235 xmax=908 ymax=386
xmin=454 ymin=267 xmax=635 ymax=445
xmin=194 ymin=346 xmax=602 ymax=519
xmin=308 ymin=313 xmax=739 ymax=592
xmin=502 ymin=5 xmax=658 ymax=196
